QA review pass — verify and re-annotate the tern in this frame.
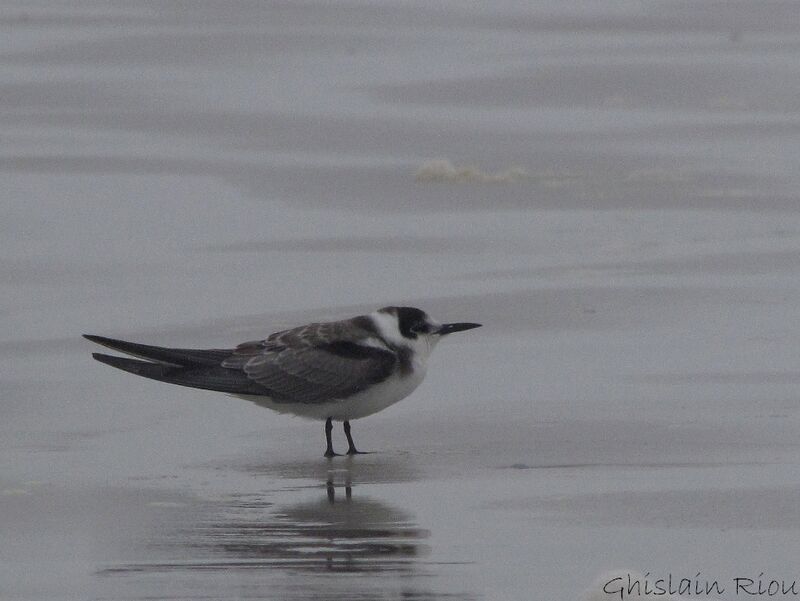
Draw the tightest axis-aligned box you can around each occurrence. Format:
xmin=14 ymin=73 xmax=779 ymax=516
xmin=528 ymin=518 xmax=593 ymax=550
xmin=84 ymin=306 xmax=481 ymax=457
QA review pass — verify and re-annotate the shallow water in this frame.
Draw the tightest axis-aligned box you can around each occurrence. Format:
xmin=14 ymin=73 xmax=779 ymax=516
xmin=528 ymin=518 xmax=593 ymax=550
xmin=3 ymin=2 xmax=800 ymax=600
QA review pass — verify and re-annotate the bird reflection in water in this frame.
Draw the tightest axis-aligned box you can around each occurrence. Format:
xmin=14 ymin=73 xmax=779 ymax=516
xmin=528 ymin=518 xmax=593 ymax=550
xmin=98 ymin=458 xmax=481 ymax=600
xmin=102 ymin=461 xmax=429 ymax=575
xmin=208 ymin=463 xmax=430 ymax=574
xmin=326 ymin=474 xmax=350 ymax=503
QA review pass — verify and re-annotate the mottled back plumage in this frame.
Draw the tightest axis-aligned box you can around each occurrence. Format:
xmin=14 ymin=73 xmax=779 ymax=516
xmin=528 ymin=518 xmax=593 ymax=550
xmin=221 ymin=317 xmax=397 ymax=403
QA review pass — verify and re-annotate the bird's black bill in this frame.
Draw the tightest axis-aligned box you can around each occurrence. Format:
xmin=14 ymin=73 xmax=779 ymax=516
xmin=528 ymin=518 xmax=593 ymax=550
xmin=437 ymin=322 xmax=482 ymax=336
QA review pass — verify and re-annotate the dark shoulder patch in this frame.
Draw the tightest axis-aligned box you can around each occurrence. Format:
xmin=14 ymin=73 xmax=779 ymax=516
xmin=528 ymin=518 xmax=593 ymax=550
xmin=350 ymin=315 xmax=379 ymax=336
xmin=320 ymin=340 xmax=391 ymax=361
xmin=396 ymin=346 xmax=413 ymax=376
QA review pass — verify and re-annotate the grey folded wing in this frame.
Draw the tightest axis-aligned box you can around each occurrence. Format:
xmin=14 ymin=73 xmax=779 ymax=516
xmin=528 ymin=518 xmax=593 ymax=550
xmin=222 ymin=322 xmax=398 ymax=403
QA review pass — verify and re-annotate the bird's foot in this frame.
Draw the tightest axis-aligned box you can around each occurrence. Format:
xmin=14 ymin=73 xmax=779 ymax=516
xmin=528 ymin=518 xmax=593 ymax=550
xmin=324 ymin=450 xmax=343 ymax=458
xmin=346 ymin=448 xmax=372 ymax=455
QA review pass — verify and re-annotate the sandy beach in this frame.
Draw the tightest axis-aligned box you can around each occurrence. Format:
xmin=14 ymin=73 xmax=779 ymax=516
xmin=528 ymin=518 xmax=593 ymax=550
xmin=3 ymin=2 xmax=800 ymax=599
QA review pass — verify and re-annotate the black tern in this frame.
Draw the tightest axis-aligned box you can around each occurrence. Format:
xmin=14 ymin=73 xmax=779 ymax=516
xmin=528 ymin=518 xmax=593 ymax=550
xmin=84 ymin=306 xmax=481 ymax=457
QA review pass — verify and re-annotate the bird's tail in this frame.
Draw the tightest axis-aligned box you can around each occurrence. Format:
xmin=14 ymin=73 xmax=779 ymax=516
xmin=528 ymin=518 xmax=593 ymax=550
xmin=83 ymin=334 xmax=231 ymax=366
xmin=85 ymin=335 xmax=266 ymax=395
xmin=90 ymin=353 xmax=265 ymax=394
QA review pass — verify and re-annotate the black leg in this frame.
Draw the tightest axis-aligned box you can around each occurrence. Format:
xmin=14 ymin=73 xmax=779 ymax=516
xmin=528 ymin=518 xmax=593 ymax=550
xmin=344 ymin=420 xmax=367 ymax=455
xmin=324 ymin=417 xmax=340 ymax=458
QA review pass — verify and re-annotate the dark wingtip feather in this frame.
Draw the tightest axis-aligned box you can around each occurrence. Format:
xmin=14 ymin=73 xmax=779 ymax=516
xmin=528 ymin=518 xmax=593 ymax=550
xmin=91 ymin=352 xmax=151 ymax=370
xmin=90 ymin=352 xmax=266 ymax=395
xmin=83 ymin=335 xmax=232 ymax=367
xmin=84 ymin=334 xmax=125 ymax=349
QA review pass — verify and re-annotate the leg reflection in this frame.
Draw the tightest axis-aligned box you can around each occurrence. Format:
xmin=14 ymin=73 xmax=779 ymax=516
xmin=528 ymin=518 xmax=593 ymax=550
xmin=326 ymin=478 xmax=353 ymax=504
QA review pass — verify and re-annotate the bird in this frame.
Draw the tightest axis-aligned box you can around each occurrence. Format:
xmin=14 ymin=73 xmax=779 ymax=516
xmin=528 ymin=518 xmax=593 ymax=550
xmin=84 ymin=306 xmax=481 ymax=457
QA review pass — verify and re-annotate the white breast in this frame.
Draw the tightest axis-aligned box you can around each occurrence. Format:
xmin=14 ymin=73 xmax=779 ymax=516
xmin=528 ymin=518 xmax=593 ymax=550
xmin=328 ymin=361 xmax=427 ymax=420
xmin=232 ymin=358 xmax=428 ymax=421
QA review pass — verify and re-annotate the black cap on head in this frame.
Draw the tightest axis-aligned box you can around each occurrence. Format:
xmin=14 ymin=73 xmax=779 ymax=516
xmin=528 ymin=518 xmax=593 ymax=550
xmin=380 ymin=306 xmax=430 ymax=339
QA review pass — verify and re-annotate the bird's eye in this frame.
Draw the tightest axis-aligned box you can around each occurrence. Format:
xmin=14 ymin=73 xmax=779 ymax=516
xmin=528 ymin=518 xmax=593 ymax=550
xmin=410 ymin=323 xmax=429 ymax=335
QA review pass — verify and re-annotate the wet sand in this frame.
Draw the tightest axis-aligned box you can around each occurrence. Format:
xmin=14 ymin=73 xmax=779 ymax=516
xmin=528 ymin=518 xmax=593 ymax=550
xmin=3 ymin=2 xmax=800 ymax=599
